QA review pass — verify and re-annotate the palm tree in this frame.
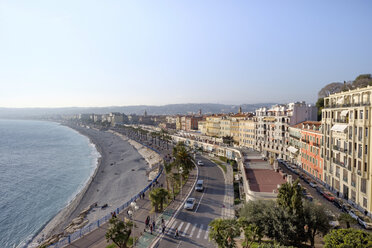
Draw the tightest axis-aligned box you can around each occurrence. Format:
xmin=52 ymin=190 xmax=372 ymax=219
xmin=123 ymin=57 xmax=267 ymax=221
xmin=149 ymin=188 xmax=169 ymax=212
xmin=174 ymin=142 xmax=194 ymax=174
xmin=209 ymin=218 xmax=241 ymax=248
xmin=164 ymin=161 xmax=173 ymax=192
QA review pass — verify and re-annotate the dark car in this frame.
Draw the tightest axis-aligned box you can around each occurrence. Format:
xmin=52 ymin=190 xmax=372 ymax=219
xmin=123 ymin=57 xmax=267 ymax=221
xmin=303 ymin=177 xmax=311 ymax=184
xmin=333 ymin=199 xmax=343 ymax=209
xmin=316 ymin=186 xmax=324 ymax=195
xmin=342 ymin=204 xmax=352 ymax=213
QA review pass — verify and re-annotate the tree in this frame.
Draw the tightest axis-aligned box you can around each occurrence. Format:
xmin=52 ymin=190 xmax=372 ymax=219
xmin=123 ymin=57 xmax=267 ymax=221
xmin=302 ymin=201 xmax=331 ymax=247
xmin=163 ymin=161 xmax=173 ymax=192
xmin=209 ymin=218 xmax=241 ymax=248
xmin=238 ymin=218 xmax=262 ymax=248
xmin=338 ymin=213 xmax=357 ymax=229
xmin=173 ymin=142 xmax=194 ymax=174
xmin=149 ymin=188 xmax=169 ymax=212
xmin=277 ymin=179 xmax=303 ymax=216
xmin=324 ymin=228 xmax=372 ymax=248
xmin=105 ymin=218 xmax=133 ymax=248
xmin=315 ymin=98 xmax=324 ymax=121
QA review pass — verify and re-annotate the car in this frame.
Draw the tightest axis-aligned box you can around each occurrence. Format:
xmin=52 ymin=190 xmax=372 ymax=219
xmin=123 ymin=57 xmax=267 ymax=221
xmin=326 ymin=211 xmax=340 ymax=229
xmin=342 ymin=204 xmax=352 ymax=213
xmin=197 ymin=160 xmax=204 ymax=166
xmin=303 ymin=177 xmax=311 ymax=184
xmin=333 ymin=199 xmax=343 ymax=209
xmin=323 ymin=191 xmax=335 ymax=202
xmin=348 ymin=209 xmax=359 ymax=220
xmin=316 ymin=186 xmax=324 ymax=195
xmin=357 ymin=215 xmax=372 ymax=230
xmin=195 ymin=180 xmax=204 ymax=192
xmin=184 ymin=198 xmax=196 ymax=210
xmin=304 ymin=193 xmax=313 ymax=201
xmin=309 ymin=181 xmax=317 ymax=188
xmin=293 ymin=169 xmax=300 ymax=175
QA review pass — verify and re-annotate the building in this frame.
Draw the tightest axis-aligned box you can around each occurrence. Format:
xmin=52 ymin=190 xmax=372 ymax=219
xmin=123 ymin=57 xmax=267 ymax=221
xmin=206 ymin=115 xmax=222 ymax=137
xmin=322 ymin=86 xmax=372 ymax=214
xmin=220 ymin=118 xmax=231 ymax=137
xmin=255 ymin=102 xmax=317 ymax=161
xmin=239 ymin=118 xmax=255 ymax=149
xmin=198 ymin=121 xmax=207 ymax=135
xmin=287 ymin=125 xmax=302 ymax=167
xmin=299 ymin=121 xmax=323 ymax=180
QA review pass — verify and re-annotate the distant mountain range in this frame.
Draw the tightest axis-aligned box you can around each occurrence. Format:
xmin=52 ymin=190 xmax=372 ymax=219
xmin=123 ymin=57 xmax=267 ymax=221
xmin=0 ymin=103 xmax=276 ymax=119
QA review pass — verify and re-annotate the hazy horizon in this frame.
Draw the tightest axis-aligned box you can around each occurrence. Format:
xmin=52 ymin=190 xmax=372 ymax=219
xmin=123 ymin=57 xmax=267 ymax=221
xmin=1 ymin=0 xmax=371 ymax=108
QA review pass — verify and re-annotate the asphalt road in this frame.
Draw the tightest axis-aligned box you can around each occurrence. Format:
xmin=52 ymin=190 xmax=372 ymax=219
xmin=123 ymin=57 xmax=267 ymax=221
xmin=156 ymin=155 xmax=225 ymax=248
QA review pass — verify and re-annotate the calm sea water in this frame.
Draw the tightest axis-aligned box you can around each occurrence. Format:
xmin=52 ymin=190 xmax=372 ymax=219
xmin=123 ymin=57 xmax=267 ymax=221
xmin=0 ymin=120 xmax=99 ymax=248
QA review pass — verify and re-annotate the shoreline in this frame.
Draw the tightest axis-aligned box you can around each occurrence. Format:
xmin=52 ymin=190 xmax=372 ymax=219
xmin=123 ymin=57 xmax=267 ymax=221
xmin=28 ymin=124 xmax=160 ymax=248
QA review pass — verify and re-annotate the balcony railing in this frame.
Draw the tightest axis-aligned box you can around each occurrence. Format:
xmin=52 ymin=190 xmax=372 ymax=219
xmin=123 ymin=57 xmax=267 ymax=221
xmin=333 ymin=158 xmax=346 ymax=168
xmin=333 ymin=146 xmax=348 ymax=153
xmin=324 ymin=102 xmax=370 ymax=109
xmin=333 ymin=119 xmax=348 ymax=123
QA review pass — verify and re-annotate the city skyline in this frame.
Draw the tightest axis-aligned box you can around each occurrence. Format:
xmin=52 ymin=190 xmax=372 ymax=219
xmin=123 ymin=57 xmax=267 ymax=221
xmin=1 ymin=0 xmax=371 ymax=108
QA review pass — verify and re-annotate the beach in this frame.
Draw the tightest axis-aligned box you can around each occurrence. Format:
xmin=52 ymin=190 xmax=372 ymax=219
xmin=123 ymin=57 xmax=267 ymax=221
xmin=29 ymin=124 xmax=162 ymax=247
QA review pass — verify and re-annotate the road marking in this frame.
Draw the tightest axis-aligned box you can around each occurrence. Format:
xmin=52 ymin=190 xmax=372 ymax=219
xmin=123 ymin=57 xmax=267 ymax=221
xmin=182 ymin=223 xmax=190 ymax=236
xmin=189 ymin=224 xmax=197 ymax=237
xmin=196 ymin=224 xmax=203 ymax=239
xmin=177 ymin=222 xmax=184 ymax=233
xmin=204 ymin=226 xmax=210 ymax=239
xmin=194 ymin=189 xmax=206 ymax=212
xmin=167 ymin=221 xmax=177 ymax=235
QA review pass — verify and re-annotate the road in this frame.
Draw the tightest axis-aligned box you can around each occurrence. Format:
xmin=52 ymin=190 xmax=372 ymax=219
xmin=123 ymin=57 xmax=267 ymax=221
xmin=155 ymin=155 xmax=225 ymax=248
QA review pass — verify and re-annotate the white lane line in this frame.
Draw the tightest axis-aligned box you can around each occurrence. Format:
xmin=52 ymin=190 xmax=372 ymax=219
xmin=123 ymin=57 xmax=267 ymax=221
xmin=177 ymin=222 xmax=184 ymax=233
xmin=204 ymin=226 xmax=210 ymax=239
xmin=189 ymin=224 xmax=197 ymax=237
xmin=196 ymin=224 xmax=204 ymax=239
xmin=167 ymin=221 xmax=177 ymax=235
xmin=181 ymin=223 xmax=190 ymax=237
xmin=194 ymin=189 xmax=206 ymax=212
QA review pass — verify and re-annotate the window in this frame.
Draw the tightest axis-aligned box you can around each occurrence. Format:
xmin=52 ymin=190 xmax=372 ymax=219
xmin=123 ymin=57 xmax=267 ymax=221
xmin=365 ymin=162 xmax=368 ymax=172
xmin=366 ymin=110 xmax=369 ymax=120
xmin=366 ymin=145 xmax=368 ymax=155
xmin=361 ymin=178 xmax=367 ymax=194
xmin=355 ymin=110 xmax=358 ymax=119
xmin=360 ymin=110 xmax=364 ymax=119
xmin=363 ymin=197 xmax=367 ymax=208
xmin=366 ymin=127 xmax=369 ymax=138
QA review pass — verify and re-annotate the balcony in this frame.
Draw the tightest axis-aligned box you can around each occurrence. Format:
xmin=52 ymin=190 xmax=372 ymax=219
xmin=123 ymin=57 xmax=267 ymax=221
xmin=333 ymin=146 xmax=348 ymax=153
xmin=333 ymin=119 xmax=348 ymax=123
xmin=333 ymin=158 xmax=346 ymax=168
xmin=324 ymin=102 xmax=370 ymax=109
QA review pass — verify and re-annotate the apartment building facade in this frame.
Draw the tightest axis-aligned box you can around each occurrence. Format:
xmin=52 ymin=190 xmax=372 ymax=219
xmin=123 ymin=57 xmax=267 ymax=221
xmin=255 ymin=102 xmax=317 ymax=161
xmin=322 ymin=86 xmax=372 ymax=213
xmin=239 ymin=118 xmax=255 ymax=149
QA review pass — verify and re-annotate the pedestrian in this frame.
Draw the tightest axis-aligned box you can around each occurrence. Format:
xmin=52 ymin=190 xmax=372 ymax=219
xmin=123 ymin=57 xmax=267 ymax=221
xmin=161 ymin=217 xmax=165 ymax=225
xmin=142 ymin=192 xmax=145 ymax=199
xmin=150 ymin=223 xmax=153 ymax=234
xmin=174 ymin=228 xmax=179 ymax=238
xmin=145 ymin=216 xmax=150 ymax=227
xmin=162 ymin=223 xmax=166 ymax=234
xmin=152 ymin=220 xmax=155 ymax=231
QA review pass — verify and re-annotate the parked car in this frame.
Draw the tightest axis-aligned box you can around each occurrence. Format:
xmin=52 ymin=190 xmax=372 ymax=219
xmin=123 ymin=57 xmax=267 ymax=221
xmin=316 ymin=186 xmax=324 ymax=195
xmin=304 ymin=193 xmax=313 ymax=201
xmin=342 ymin=204 xmax=352 ymax=213
xmin=348 ymin=209 xmax=360 ymax=220
xmin=293 ymin=169 xmax=300 ymax=175
xmin=326 ymin=210 xmax=340 ymax=229
xmin=323 ymin=191 xmax=335 ymax=202
xmin=303 ymin=177 xmax=311 ymax=184
xmin=333 ymin=199 xmax=343 ymax=209
xmin=184 ymin=198 xmax=196 ymax=210
xmin=309 ymin=181 xmax=317 ymax=188
xmin=358 ymin=215 xmax=372 ymax=230
xmin=197 ymin=160 xmax=204 ymax=166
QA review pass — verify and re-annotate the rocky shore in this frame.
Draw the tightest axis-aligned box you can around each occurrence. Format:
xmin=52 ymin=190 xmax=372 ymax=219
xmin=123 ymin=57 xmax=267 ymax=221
xmin=29 ymin=125 xmax=161 ymax=248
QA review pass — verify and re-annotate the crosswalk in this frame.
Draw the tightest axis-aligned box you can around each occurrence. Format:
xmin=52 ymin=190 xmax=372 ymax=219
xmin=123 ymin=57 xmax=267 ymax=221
xmin=163 ymin=221 xmax=210 ymax=240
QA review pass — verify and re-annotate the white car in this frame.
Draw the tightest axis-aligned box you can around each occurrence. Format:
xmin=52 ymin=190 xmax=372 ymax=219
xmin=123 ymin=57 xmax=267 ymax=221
xmin=348 ymin=209 xmax=360 ymax=220
xmin=358 ymin=215 xmax=372 ymax=230
xmin=309 ymin=182 xmax=317 ymax=188
xmin=184 ymin=198 xmax=196 ymax=210
xmin=197 ymin=160 xmax=204 ymax=166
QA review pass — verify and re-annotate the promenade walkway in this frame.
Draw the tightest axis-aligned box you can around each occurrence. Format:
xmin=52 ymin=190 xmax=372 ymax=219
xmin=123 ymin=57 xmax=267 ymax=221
xmin=65 ymin=168 xmax=197 ymax=248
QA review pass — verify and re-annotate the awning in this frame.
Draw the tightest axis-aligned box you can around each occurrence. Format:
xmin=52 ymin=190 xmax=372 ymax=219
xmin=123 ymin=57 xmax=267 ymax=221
xmin=340 ymin=110 xmax=349 ymax=117
xmin=287 ymin=146 xmax=298 ymax=153
xmin=331 ymin=124 xmax=348 ymax=132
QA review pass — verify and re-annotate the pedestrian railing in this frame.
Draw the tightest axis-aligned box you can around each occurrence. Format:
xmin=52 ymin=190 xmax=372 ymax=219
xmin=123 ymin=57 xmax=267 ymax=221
xmin=47 ymin=144 xmax=163 ymax=248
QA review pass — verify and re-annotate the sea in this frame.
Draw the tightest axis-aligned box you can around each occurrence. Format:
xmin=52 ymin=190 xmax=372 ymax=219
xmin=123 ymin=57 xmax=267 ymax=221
xmin=0 ymin=120 xmax=99 ymax=248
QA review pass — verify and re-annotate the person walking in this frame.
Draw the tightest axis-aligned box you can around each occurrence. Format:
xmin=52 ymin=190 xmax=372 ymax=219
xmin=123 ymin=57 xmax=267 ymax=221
xmin=152 ymin=220 xmax=156 ymax=232
xmin=174 ymin=228 xmax=179 ymax=238
xmin=162 ymin=223 xmax=166 ymax=234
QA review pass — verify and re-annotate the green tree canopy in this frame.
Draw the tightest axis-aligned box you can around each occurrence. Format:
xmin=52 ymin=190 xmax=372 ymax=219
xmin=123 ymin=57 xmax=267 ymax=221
xmin=105 ymin=218 xmax=133 ymax=248
xmin=209 ymin=218 xmax=241 ymax=248
xmin=149 ymin=187 xmax=169 ymax=212
xmin=324 ymin=228 xmax=372 ymax=248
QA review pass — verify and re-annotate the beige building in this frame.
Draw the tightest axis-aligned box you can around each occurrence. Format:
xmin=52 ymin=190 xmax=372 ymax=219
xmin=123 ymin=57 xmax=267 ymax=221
xmin=220 ymin=118 xmax=231 ymax=137
xmin=206 ymin=115 xmax=222 ymax=137
xmin=322 ymin=86 xmax=372 ymax=214
xmin=239 ymin=118 xmax=255 ymax=149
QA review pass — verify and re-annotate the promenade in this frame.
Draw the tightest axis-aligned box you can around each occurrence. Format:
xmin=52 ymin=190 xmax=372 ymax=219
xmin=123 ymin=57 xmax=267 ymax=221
xmin=65 ymin=167 xmax=197 ymax=248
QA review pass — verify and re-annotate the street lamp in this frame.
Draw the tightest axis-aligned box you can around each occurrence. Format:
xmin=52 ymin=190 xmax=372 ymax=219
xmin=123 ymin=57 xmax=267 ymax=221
xmin=128 ymin=202 xmax=139 ymax=244
xmin=179 ymin=167 xmax=184 ymax=197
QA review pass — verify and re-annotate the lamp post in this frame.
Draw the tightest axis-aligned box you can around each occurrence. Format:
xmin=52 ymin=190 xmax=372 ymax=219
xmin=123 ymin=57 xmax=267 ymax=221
xmin=179 ymin=167 xmax=184 ymax=197
xmin=128 ymin=202 xmax=139 ymax=244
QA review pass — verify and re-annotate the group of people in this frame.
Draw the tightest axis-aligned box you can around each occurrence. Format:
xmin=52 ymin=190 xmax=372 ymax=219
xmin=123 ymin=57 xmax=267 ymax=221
xmin=110 ymin=211 xmax=117 ymax=218
xmin=144 ymin=216 xmax=167 ymax=235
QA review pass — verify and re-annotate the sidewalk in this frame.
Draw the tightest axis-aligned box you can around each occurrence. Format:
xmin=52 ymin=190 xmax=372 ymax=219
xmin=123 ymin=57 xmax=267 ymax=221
xmin=135 ymin=167 xmax=197 ymax=248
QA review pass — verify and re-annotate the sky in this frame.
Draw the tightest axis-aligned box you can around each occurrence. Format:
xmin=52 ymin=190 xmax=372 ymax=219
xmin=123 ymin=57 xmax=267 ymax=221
xmin=0 ymin=0 xmax=371 ymax=108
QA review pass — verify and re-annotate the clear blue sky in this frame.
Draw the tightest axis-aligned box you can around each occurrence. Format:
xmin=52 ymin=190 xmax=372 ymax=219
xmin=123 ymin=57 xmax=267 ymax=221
xmin=0 ymin=0 xmax=371 ymax=108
